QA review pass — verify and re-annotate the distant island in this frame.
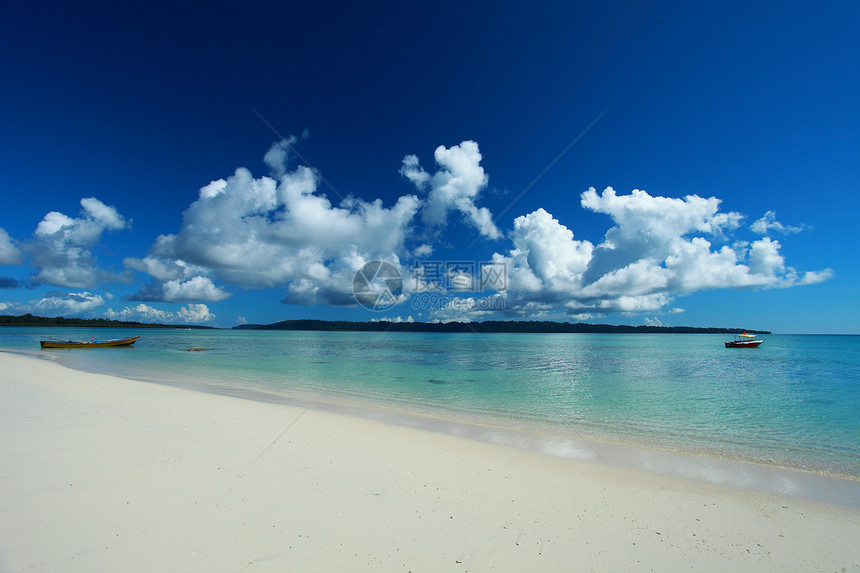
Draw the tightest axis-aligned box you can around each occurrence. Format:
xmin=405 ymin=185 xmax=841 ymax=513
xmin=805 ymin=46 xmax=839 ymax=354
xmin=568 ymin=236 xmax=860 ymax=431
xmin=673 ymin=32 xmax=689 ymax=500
xmin=235 ymin=319 xmax=769 ymax=335
xmin=0 ymin=314 xmax=213 ymax=329
xmin=0 ymin=314 xmax=769 ymax=334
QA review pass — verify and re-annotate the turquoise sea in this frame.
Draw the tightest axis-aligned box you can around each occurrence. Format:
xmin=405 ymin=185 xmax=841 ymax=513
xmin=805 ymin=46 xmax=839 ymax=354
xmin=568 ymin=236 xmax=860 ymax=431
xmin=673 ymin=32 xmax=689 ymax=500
xmin=2 ymin=327 xmax=859 ymax=480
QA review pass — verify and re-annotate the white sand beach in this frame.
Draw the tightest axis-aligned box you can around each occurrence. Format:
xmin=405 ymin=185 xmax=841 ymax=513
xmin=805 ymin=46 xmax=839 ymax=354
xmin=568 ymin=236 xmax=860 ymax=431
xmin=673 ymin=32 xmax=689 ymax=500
xmin=1 ymin=351 xmax=858 ymax=572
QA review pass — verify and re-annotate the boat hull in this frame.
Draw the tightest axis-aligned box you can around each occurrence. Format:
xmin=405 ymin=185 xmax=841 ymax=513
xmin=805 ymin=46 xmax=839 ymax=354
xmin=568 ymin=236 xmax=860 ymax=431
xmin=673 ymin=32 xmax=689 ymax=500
xmin=724 ymin=340 xmax=762 ymax=348
xmin=40 ymin=335 xmax=140 ymax=349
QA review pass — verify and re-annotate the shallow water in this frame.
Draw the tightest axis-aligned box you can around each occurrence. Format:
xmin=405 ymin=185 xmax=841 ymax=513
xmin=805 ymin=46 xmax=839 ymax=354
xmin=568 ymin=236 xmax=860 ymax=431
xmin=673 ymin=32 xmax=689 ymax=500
xmin=3 ymin=327 xmax=859 ymax=478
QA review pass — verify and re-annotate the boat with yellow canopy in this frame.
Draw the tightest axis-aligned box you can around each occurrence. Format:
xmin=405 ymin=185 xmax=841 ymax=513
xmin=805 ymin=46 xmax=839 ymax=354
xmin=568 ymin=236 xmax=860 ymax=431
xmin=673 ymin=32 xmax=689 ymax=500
xmin=724 ymin=333 xmax=763 ymax=348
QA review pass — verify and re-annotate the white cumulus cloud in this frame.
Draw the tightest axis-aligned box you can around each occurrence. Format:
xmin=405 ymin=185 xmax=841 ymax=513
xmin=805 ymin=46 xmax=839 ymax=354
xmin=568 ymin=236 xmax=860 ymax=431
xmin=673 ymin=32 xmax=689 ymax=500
xmin=11 ymin=291 xmax=108 ymax=317
xmin=490 ymin=186 xmax=831 ymax=318
xmin=751 ymin=211 xmax=805 ymax=235
xmin=104 ymin=302 xmax=215 ymax=324
xmin=401 ymin=140 xmax=501 ymax=239
xmin=26 ymin=198 xmax=129 ymax=288
xmin=125 ymin=140 xmax=831 ymax=320
xmin=0 ymin=228 xmax=24 ymax=265
xmin=128 ymin=142 xmax=420 ymax=305
xmin=161 ymin=276 xmax=231 ymax=302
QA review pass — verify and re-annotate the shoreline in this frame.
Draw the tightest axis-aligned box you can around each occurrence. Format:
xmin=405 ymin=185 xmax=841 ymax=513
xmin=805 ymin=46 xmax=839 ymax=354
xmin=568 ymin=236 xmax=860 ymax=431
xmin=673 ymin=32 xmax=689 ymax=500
xmin=3 ymin=329 xmax=859 ymax=483
xmin=11 ymin=346 xmax=860 ymax=506
xmin=2 ymin=351 xmax=860 ymax=571
xmin=177 ymin=377 xmax=860 ymax=509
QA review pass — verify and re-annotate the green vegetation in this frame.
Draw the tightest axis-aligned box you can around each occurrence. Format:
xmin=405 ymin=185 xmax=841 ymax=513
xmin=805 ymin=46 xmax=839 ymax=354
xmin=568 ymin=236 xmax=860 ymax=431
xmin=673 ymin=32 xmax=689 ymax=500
xmin=0 ymin=314 xmax=213 ymax=329
xmin=235 ymin=319 xmax=769 ymax=335
xmin=1 ymin=314 xmax=769 ymax=334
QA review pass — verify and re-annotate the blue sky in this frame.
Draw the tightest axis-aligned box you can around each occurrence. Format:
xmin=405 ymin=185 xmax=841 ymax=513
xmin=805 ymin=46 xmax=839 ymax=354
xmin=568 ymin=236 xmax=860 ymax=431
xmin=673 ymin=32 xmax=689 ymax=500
xmin=1 ymin=1 xmax=858 ymax=333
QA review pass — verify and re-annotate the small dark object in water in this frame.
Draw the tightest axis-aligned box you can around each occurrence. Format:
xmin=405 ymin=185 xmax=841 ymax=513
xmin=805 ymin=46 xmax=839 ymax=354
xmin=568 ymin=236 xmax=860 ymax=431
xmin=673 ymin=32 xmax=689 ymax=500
xmin=428 ymin=379 xmax=448 ymax=384
xmin=184 ymin=347 xmax=210 ymax=352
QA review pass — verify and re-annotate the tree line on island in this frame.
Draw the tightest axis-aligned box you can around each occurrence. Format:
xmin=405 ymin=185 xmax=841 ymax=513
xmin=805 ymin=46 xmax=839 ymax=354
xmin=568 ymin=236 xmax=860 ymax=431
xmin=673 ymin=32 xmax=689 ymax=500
xmin=0 ymin=314 xmax=769 ymax=334
xmin=234 ymin=319 xmax=769 ymax=335
xmin=0 ymin=314 xmax=212 ymax=329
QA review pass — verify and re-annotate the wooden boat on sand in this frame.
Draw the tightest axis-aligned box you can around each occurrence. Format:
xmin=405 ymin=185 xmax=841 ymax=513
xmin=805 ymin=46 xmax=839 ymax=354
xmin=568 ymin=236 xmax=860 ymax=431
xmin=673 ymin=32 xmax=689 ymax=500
xmin=40 ymin=335 xmax=140 ymax=349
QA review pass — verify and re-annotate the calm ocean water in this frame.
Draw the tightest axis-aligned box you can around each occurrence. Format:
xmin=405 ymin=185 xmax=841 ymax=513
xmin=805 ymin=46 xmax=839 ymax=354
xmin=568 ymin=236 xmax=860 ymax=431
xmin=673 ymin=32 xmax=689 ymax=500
xmin=2 ymin=327 xmax=859 ymax=478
